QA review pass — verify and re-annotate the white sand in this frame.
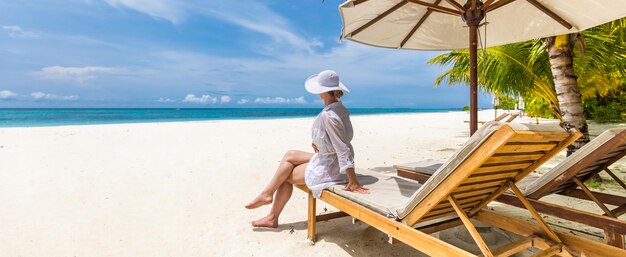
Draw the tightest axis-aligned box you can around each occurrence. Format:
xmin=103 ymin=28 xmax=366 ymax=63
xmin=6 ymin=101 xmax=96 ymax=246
xmin=1 ymin=110 xmax=624 ymax=256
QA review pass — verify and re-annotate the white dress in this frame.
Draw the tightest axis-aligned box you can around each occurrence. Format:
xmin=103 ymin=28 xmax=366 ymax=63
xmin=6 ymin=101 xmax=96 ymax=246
xmin=304 ymin=101 xmax=355 ymax=198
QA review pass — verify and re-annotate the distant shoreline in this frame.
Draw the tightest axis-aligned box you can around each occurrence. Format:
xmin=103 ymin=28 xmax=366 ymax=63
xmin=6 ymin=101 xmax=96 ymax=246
xmin=0 ymin=108 xmax=466 ymax=128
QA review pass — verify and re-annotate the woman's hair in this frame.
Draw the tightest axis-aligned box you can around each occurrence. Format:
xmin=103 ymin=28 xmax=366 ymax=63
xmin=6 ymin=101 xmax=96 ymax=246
xmin=328 ymin=90 xmax=344 ymax=99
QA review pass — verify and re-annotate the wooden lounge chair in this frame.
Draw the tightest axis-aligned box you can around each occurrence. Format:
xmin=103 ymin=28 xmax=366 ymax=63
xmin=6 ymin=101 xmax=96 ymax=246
xmin=293 ymin=122 xmax=626 ymax=256
xmin=504 ymin=113 xmax=519 ymax=122
xmin=395 ymin=128 xmax=626 ymax=248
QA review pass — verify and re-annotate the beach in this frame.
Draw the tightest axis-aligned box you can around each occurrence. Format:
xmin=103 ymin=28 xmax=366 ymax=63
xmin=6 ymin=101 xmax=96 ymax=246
xmin=1 ymin=110 xmax=625 ymax=257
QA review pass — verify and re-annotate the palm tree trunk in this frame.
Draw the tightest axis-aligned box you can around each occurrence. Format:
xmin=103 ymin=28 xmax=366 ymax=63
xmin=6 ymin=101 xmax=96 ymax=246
xmin=544 ymin=35 xmax=590 ymax=156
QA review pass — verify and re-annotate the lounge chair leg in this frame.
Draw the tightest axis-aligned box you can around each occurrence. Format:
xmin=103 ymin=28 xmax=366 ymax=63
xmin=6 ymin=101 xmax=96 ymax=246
xmin=572 ymin=178 xmax=617 ymax=218
xmin=603 ymin=229 xmax=625 ymax=249
xmin=604 ymin=168 xmax=626 ymax=191
xmin=307 ymin=192 xmax=317 ymax=243
xmin=386 ymin=233 xmax=398 ymax=244
xmin=447 ymin=195 xmax=494 ymax=257
xmin=611 ymin=204 xmax=626 ymax=217
xmin=507 ymin=181 xmax=563 ymax=244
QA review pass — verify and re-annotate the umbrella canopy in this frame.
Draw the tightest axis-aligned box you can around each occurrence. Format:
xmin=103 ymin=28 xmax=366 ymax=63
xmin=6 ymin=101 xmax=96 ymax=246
xmin=339 ymin=0 xmax=626 ymax=134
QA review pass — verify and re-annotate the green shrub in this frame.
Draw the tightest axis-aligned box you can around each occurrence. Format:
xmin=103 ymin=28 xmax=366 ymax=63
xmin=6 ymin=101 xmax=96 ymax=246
xmin=524 ymin=97 xmax=555 ymax=119
xmin=462 ymin=106 xmax=470 ymax=111
xmin=496 ymin=94 xmax=517 ymax=110
xmin=583 ymin=84 xmax=626 ymax=123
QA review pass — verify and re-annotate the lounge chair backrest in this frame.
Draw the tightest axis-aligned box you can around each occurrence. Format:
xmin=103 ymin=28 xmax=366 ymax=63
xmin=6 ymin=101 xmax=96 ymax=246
xmin=505 ymin=113 xmax=519 ymax=122
xmin=397 ymin=122 xmax=580 ymax=226
xmin=523 ymin=128 xmax=626 ymax=199
xmin=494 ymin=113 xmax=509 ymax=122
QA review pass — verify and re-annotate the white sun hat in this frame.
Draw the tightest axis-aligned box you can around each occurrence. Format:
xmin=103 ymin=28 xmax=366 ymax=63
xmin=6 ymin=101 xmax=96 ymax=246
xmin=304 ymin=70 xmax=350 ymax=94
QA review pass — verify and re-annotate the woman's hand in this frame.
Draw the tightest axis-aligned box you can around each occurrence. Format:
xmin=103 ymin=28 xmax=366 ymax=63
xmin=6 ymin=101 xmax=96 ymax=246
xmin=312 ymin=143 xmax=318 ymax=153
xmin=343 ymin=181 xmax=369 ymax=194
xmin=343 ymin=168 xmax=369 ymax=194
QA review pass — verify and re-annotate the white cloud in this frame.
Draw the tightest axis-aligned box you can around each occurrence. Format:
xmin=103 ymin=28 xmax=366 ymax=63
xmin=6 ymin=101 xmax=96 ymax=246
xmin=237 ymin=98 xmax=250 ymax=104
xmin=254 ymin=96 xmax=307 ymax=104
xmin=34 ymin=66 xmax=118 ymax=84
xmin=220 ymin=95 xmax=231 ymax=104
xmin=31 ymin=92 xmax=79 ymax=101
xmin=2 ymin=25 xmax=39 ymax=39
xmin=182 ymin=94 xmax=217 ymax=104
xmin=157 ymin=97 xmax=175 ymax=103
xmin=0 ymin=90 xmax=17 ymax=99
xmin=200 ymin=3 xmax=322 ymax=54
xmin=104 ymin=0 xmax=186 ymax=24
xmin=101 ymin=1 xmax=321 ymax=53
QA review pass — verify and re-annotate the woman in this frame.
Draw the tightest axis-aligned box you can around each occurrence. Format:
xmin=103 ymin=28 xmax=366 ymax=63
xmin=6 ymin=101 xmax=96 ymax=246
xmin=245 ymin=70 xmax=369 ymax=228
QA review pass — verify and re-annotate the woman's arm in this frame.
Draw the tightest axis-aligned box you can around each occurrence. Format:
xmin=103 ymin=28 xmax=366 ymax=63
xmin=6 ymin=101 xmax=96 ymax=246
xmin=323 ymin=112 xmax=368 ymax=194
xmin=322 ymin=113 xmax=354 ymax=174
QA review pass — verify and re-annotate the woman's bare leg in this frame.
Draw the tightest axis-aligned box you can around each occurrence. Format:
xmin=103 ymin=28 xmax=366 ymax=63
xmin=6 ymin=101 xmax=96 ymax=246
xmin=252 ymin=163 xmax=306 ymax=228
xmin=245 ymin=150 xmax=312 ymax=209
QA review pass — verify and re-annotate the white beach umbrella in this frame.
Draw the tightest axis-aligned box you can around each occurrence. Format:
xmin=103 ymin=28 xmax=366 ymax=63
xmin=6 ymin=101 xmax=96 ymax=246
xmin=492 ymin=93 xmax=499 ymax=118
xmin=491 ymin=94 xmax=499 ymax=107
xmin=339 ymin=0 xmax=626 ymax=134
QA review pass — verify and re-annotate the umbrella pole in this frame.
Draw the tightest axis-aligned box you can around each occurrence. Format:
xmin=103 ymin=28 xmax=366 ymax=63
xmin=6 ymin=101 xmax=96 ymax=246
xmin=463 ymin=0 xmax=485 ymax=136
xmin=469 ymin=25 xmax=478 ymax=135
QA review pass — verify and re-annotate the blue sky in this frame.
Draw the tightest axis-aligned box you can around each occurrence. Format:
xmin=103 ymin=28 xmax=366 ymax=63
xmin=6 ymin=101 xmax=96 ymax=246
xmin=0 ymin=0 xmax=492 ymax=108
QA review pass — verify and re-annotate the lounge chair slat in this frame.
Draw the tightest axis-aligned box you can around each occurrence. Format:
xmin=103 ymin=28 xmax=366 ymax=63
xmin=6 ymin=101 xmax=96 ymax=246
xmin=615 ymin=145 xmax=626 ymax=151
xmin=596 ymin=151 xmax=624 ymax=162
xmin=576 ymin=165 xmax=601 ymax=175
xmin=494 ymin=113 xmax=510 ymax=122
xmin=465 ymin=171 xmax=519 ymax=184
xmin=497 ymin=143 xmax=557 ymax=153
xmin=456 ymin=180 xmax=505 ymax=192
xmin=504 ymin=113 xmax=519 ymax=123
xmin=475 ymin=163 xmax=531 ymax=174
xmin=460 ymin=178 xmax=509 ymax=186
xmin=431 ymin=195 xmax=493 ymax=211
xmin=422 ymin=204 xmax=478 ymax=222
xmin=577 ymin=163 xmax=604 ymax=174
xmin=432 ymin=200 xmax=483 ymax=213
xmin=549 ymin=182 xmax=575 ymax=195
xmin=432 ymin=200 xmax=484 ymax=212
xmin=598 ymin=154 xmax=619 ymax=162
xmin=574 ymin=170 xmax=595 ymax=178
xmin=452 ymin=187 xmax=500 ymax=199
xmin=509 ymin=131 xmax=570 ymax=142
xmin=422 ymin=207 xmax=472 ymax=221
xmin=483 ymin=153 xmax=545 ymax=164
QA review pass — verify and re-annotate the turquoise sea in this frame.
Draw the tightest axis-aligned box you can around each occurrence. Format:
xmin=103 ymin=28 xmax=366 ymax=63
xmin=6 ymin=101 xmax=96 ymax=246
xmin=0 ymin=108 xmax=457 ymax=127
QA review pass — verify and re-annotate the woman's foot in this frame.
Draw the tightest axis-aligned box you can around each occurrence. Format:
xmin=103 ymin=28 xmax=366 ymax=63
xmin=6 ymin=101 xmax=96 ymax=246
xmin=245 ymin=193 xmax=273 ymax=209
xmin=251 ymin=214 xmax=278 ymax=228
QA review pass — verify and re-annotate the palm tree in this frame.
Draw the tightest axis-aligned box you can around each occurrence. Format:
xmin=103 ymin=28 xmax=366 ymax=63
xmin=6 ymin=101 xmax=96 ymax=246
xmin=543 ymin=34 xmax=590 ymax=153
xmin=429 ymin=19 xmax=626 ymax=155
